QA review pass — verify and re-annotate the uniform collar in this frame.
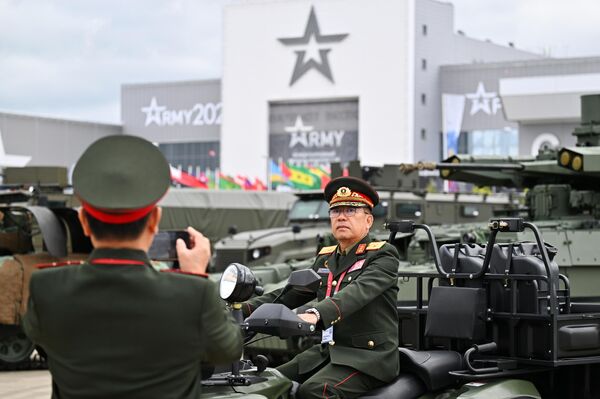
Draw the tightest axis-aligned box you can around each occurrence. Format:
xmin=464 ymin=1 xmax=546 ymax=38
xmin=87 ymin=248 xmax=152 ymax=266
xmin=330 ymin=235 xmax=371 ymax=275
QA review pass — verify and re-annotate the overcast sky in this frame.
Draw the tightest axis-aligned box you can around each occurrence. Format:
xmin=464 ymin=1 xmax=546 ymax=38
xmin=1 ymin=0 xmax=600 ymax=124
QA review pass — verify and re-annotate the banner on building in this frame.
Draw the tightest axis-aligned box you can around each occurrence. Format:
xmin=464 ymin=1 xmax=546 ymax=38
xmin=269 ymin=99 xmax=358 ymax=168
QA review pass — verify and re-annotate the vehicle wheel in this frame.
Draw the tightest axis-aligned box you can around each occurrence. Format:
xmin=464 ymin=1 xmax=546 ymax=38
xmin=0 ymin=331 xmax=35 ymax=364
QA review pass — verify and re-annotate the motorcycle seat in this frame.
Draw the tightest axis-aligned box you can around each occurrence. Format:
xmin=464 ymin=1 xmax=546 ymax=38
xmin=358 ymin=373 xmax=425 ymax=399
xmin=398 ymin=348 xmax=463 ymax=391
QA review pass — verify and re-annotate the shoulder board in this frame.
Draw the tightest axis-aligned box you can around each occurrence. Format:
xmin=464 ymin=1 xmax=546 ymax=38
xmin=318 ymin=245 xmax=337 ymax=255
xmin=160 ymin=269 xmax=208 ymax=278
xmin=366 ymin=241 xmax=386 ymax=251
xmin=36 ymin=260 xmax=85 ymax=269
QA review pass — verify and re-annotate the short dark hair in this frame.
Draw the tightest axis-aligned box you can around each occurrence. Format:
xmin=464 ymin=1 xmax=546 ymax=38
xmin=84 ymin=210 xmax=152 ymax=241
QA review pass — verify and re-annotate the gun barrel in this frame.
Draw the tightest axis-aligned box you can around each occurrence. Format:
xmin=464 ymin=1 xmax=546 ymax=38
xmin=399 ymin=162 xmax=524 ymax=174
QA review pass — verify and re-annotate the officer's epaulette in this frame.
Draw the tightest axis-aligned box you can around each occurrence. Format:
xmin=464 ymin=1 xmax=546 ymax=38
xmin=160 ymin=269 xmax=208 ymax=278
xmin=366 ymin=241 xmax=386 ymax=251
xmin=318 ymin=245 xmax=337 ymax=255
xmin=36 ymin=260 xmax=85 ymax=269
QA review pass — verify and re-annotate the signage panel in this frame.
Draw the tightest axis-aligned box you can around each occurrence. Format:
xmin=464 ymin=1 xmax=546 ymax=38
xmin=269 ymin=100 xmax=358 ymax=167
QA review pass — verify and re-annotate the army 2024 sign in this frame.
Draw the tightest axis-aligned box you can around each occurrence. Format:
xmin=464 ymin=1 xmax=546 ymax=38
xmin=269 ymin=100 xmax=358 ymax=167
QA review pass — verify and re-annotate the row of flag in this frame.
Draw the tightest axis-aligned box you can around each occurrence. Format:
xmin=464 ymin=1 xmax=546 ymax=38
xmin=169 ymin=166 xmax=266 ymax=190
xmin=169 ymin=161 xmax=335 ymax=191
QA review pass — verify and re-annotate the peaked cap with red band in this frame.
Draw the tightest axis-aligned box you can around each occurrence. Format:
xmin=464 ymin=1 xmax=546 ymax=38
xmin=72 ymin=135 xmax=170 ymax=224
xmin=324 ymin=176 xmax=379 ymax=209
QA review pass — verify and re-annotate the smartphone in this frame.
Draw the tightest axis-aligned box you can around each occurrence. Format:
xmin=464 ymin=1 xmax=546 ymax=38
xmin=148 ymin=230 xmax=191 ymax=262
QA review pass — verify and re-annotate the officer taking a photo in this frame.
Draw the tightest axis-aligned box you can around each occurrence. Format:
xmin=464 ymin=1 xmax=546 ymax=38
xmin=243 ymin=176 xmax=400 ymax=399
xmin=23 ymin=135 xmax=242 ymax=399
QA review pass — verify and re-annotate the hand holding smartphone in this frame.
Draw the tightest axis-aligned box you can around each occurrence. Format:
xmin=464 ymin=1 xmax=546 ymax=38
xmin=148 ymin=230 xmax=191 ymax=264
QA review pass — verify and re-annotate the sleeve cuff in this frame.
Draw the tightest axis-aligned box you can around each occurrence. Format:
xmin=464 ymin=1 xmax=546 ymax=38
xmin=314 ymin=298 xmax=342 ymax=327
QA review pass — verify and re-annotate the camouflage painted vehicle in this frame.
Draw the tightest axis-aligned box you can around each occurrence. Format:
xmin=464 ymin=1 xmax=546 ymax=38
xmin=399 ymin=93 xmax=600 ymax=302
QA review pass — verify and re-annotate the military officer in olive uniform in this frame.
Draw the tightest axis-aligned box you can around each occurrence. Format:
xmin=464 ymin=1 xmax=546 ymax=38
xmin=22 ymin=135 xmax=242 ymax=399
xmin=243 ymin=176 xmax=400 ymax=398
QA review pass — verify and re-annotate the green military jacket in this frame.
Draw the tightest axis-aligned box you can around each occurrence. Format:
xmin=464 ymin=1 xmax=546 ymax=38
xmin=23 ymin=248 xmax=242 ymax=399
xmin=245 ymin=235 xmax=400 ymax=382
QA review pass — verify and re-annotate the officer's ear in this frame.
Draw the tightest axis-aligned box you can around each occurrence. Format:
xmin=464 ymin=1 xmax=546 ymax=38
xmin=78 ymin=208 xmax=92 ymax=237
xmin=365 ymin=210 xmax=374 ymax=229
xmin=147 ymin=207 xmax=162 ymax=234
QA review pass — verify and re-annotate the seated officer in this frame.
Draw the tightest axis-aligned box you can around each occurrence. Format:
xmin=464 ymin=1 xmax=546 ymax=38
xmin=22 ymin=135 xmax=242 ymax=399
xmin=243 ymin=177 xmax=400 ymax=399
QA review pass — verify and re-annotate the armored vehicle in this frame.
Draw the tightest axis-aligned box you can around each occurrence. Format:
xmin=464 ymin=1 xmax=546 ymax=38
xmin=213 ymin=168 xmax=519 ymax=271
xmin=212 ymin=191 xmax=333 ymax=272
xmin=0 ymin=167 xmax=91 ymax=369
xmin=400 ymin=93 xmax=600 ymax=302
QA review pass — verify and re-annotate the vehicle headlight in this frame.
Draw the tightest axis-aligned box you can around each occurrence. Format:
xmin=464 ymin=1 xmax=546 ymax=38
xmin=247 ymin=246 xmax=271 ymax=261
xmin=219 ymin=263 xmax=257 ymax=302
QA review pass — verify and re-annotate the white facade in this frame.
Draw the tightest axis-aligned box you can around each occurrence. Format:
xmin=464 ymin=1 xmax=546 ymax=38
xmin=221 ymin=0 xmax=415 ymax=179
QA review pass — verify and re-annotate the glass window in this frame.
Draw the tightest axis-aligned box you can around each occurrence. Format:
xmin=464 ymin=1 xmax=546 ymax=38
xmin=159 ymin=141 xmax=220 ymax=170
xmin=465 ymin=128 xmax=518 ymax=156
xmin=395 ymin=203 xmax=422 ymax=219
xmin=461 ymin=205 xmax=480 ymax=218
xmin=289 ymin=200 xmax=329 ymax=221
xmin=372 ymin=201 xmax=388 ymax=218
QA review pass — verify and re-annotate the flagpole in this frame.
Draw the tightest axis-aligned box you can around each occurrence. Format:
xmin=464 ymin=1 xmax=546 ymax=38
xmin=266 ymin=156 xmax=272 ymax=192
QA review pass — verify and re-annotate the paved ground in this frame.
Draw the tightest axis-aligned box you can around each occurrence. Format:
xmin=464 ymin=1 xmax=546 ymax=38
xmin=0 ymin=370 xmax=51 ymax=399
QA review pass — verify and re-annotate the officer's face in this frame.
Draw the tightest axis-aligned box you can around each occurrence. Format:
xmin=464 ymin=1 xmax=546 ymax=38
xmin=330 ymin=206 xmax=373 ymax=245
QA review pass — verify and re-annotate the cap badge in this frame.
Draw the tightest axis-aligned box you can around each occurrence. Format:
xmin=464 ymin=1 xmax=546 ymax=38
xmin=337 ymin=187 xmax=351 ymax=197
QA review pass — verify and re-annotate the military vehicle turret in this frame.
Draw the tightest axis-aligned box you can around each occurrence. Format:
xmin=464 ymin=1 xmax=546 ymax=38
xmin=399 ymin=93 xmax=600 ymax=301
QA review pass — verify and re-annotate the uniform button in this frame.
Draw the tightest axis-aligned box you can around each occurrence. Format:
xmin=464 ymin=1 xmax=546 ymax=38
xmin=329 ymin=341 xmax=335 ymax=346
xmin=347 ymin=276 xmax=352 ymax=282
xmin=367 ymin=340 xmax=375 ymax=349
xmin=332 ymin=280 xmax=337 ymax=287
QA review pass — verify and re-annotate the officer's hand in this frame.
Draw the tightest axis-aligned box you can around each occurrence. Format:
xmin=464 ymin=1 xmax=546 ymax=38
xmin=177 ymin=226 xmax=211 ymax=274
xmin=298 ymin=313 xmax=318 ymax=325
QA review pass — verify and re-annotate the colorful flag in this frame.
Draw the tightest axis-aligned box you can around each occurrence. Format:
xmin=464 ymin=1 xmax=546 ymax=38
xmin=253 ymin=178 xmax=267 ymax=191
xmin=170 ymin=165 xmax=208 ymax=188
xmin=309 ymin=166 xmax=331 ymax=188
xmin=287 ymin=164 xmax=320 ymax=190
xmin=218 ymin=173 xmax=241 ymax=190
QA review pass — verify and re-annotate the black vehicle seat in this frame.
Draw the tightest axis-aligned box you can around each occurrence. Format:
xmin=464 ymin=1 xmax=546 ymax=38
xmin=398 ymin=348 xmax=463 ymax=391
xmin=357 ymin=347 xmax=464 ymax=399
xmin=358 ymin=373 xmax=425 ymax=399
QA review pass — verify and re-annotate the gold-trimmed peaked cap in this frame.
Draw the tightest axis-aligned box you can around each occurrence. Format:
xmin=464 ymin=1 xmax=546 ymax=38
xmin=324 ymin=176 xmax=379 ymax=209
xmin=72 ymin=135 xmax=170 ymax=224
